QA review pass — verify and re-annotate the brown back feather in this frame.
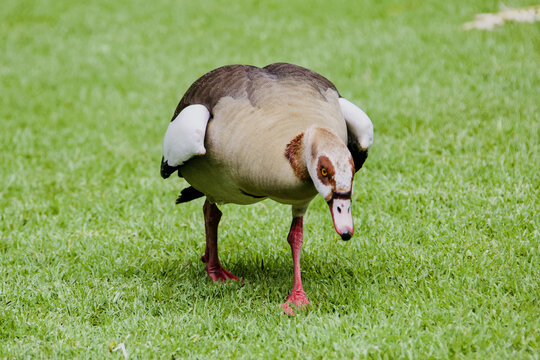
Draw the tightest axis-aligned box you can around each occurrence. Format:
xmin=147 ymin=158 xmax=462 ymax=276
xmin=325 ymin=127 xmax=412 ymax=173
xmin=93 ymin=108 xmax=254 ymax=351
xmin=169 ymin=63 xmax=339 ymax=121
xmin=263 ymin=63 xmax=339 ymax=97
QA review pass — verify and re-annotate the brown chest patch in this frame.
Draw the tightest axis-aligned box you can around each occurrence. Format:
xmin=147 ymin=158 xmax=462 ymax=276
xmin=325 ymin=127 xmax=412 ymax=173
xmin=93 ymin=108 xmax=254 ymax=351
xmin=285 ymin=132 xmax=310 ymax=182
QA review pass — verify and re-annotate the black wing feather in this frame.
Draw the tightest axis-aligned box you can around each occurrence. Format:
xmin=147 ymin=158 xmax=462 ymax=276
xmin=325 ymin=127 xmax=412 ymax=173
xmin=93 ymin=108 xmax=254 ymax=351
xmin=175 ymin=186 xmax=204 ymax=204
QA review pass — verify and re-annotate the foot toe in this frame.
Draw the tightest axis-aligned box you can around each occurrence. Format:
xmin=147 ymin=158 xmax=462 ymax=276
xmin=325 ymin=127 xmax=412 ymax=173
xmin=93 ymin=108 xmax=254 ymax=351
xmin=281 ymin=293 xmax=310 ymax=315
xmin=207 ymin=264 xmax=239 ymax=282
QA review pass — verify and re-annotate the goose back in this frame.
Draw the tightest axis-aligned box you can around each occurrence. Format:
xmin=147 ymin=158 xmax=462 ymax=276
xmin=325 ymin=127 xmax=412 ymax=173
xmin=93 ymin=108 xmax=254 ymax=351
xmin=176 ymin=64 xmax=348 ymax=205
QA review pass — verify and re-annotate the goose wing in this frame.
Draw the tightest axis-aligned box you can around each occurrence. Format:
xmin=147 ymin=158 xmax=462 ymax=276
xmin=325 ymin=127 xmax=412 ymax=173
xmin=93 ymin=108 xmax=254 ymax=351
xmin=338 ymin=98 xmax=374 ymax=172
xmin=161 ymin=65 xmax=258 ymax=178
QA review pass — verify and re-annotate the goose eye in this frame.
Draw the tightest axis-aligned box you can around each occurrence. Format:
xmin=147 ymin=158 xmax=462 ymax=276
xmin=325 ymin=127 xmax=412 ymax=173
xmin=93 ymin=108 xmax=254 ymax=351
xmin=321 ymin=168 xmax=328 ymax=177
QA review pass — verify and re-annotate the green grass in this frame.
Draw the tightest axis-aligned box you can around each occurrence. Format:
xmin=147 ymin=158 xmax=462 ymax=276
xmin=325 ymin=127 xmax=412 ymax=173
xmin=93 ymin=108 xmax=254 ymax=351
xmin=1 ymin=0 xmax=539 ymax=358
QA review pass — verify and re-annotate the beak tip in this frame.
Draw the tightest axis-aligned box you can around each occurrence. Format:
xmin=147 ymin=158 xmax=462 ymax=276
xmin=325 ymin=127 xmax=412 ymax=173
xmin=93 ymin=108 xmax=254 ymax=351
xmin=340 ymin=231 xmax=352 ymax=241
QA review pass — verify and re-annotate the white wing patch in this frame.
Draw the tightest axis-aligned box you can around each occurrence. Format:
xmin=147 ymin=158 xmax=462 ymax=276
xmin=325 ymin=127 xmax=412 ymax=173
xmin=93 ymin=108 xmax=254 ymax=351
xmin=162 ymin=104 xmax=210 ymax=167
xmin=338 ymin=97 xmax=374 ymax=150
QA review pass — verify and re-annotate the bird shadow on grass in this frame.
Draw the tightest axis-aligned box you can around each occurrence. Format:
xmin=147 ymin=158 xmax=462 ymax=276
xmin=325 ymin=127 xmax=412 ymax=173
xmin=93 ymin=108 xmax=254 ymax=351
xmin=125 ymin=248 xmax=387 ymax=314
xmin=101 ymin=228 xmax=396 ymax=315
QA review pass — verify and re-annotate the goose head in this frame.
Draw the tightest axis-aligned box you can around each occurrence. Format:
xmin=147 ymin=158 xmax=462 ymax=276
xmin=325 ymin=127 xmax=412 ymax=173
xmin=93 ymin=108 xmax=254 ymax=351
xmin=304 ymin=126 xmax=355 ymax=240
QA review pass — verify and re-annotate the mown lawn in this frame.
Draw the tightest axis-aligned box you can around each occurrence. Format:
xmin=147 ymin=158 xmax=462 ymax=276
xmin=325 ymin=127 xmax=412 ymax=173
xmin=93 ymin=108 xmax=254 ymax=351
xmin=1 ymin=0 xmax=538 ymax=358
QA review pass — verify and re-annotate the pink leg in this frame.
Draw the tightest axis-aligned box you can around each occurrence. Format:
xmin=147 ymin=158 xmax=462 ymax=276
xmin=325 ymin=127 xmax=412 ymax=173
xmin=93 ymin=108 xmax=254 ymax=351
xmin=282 ymin=216 xmax=310 ymax=314
xmin=201 ymin=200 xmax=239 ymax=281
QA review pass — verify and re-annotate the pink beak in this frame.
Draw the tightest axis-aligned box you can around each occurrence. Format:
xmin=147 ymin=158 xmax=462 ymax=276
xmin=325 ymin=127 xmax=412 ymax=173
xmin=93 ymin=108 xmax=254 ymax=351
xmin=329 ymin=198 xmax=354 ymax=240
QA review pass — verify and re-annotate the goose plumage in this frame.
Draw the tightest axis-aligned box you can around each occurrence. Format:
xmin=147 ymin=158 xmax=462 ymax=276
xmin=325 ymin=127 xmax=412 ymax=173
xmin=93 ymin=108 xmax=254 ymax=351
xmin=161 ymin=63 xmax=373 ymax=313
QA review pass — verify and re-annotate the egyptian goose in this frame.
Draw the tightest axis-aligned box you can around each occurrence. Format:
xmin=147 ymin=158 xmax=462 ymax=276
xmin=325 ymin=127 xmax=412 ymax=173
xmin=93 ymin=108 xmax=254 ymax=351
xmin=161 ymin=63 xmax=373 ymax=313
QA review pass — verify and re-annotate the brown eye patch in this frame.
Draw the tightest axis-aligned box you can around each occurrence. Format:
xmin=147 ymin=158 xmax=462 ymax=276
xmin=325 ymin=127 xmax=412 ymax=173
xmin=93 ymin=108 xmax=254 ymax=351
xmin=317 ymin=155 xmax=335 ymax=186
